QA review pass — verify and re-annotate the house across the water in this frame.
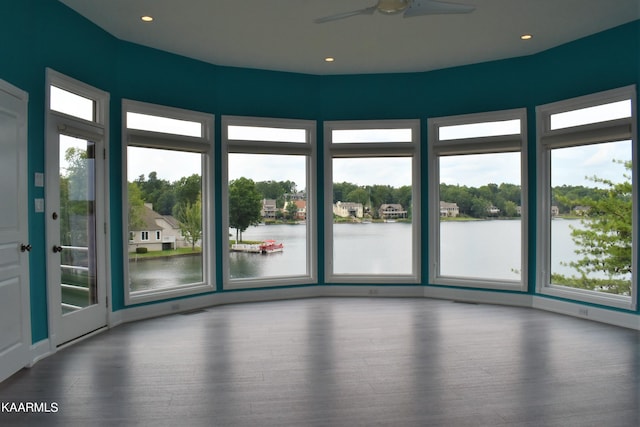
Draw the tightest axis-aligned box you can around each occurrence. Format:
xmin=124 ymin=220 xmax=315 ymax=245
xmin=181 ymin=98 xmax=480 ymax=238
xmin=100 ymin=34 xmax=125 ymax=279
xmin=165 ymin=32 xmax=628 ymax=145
xmin=128 ymin=203 xmax=189 ymax=252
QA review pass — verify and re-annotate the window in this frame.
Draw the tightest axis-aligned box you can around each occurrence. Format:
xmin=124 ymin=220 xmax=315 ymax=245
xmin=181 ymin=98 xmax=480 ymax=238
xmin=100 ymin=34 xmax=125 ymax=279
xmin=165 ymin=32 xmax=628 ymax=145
xmin=324 ymin=120 xmax=420 ymax=282
xmin=50 ymin=85 xmax=96 ymax=121
xmin=124 ymin=100 xmax=214 ymax=303
xmin=222 ymin=116 xmax=316 ymax=288
xmin=428 ymin=109 xmax=527 ymax=290
xmin=537 ymin=86 xmax=637 ymax=309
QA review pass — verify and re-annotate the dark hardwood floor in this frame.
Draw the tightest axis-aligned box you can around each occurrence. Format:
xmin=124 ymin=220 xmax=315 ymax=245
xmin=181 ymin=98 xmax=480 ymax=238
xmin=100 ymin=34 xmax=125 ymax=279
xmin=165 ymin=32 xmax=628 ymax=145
xmin=1 ymin=297 xmax=638 ymax=426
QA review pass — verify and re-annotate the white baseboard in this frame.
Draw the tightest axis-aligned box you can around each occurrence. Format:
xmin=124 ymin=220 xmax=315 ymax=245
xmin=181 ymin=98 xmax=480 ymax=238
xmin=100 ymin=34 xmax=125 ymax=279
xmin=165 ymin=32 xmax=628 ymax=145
xmin=533 ymin=296 xmax=640 ymax=330
xmin=28 ymin=339 xmax=52 ymax=367
xmin=319 ymin=285 xmax=424 ymax=298
xmin=118 ymin=286 xmax=318 ymax=324
xmin=118 ymin=285 xmax=426 ymax=323
xmin=424 ymin=286 xmax=533 ymax=307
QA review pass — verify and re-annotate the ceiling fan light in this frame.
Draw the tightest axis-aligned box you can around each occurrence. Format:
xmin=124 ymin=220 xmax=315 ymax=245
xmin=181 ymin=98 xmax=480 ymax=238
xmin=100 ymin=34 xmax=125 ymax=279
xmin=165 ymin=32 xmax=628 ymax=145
xmin=377 ymin=0 xmax=410 ymax=14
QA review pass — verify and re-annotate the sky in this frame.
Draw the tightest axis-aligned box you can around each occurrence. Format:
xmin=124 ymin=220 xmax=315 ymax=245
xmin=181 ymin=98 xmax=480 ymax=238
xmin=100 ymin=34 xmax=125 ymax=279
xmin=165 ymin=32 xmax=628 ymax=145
xmin=128 ymin=138 xmax=632 ymax=190
xmin=121 ymin=101 xmax=633 ymax=189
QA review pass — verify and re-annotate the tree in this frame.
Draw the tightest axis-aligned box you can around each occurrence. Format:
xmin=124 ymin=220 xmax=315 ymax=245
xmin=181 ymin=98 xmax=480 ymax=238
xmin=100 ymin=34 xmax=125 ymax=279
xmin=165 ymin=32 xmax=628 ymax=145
xmin=370 ymin=185 xmax=395 ymax=208
xmin=60 ymin=146 xmax=90 ymax=247
xmin=333 ymin=181 xmax=359 ymax=203
xmin=345 ymin=188 xmax=369 ymax=205
xmin=395 ymin=186 xmax=412 ymax=218
xmin=255 ymin=180 xmax=296 ymax=208
xmin=558 ymin=160 xmax=632 ymax=295
xmin=285 ymin=201 xmax=298 ymax=220
xmin=127 ymin=182 xmax=146 ymax=237
xmin=136 ymin=171 xmax=172 ymax=214
xmin=174 ymin=174 xmax=201 ymax=207
xmin=256 ymin=180 xmax=285 ymax=202
xmin=173 ymin=197 xmax=202 ymax=251
xmin=228 ymin=177 xmax=263 ymax=242
xmin=470 ymin=197 xmax=491 ymax=218
xmin=502 ymin=200 xmax=519 ymax=217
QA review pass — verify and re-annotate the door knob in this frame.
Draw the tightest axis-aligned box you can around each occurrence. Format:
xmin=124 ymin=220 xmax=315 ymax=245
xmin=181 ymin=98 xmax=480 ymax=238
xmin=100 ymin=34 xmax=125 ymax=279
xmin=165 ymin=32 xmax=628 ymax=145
xmin=20 ymin=244 xmax=32 ymax=252
xmin=52 ymin=245 xmax=63 ymax=253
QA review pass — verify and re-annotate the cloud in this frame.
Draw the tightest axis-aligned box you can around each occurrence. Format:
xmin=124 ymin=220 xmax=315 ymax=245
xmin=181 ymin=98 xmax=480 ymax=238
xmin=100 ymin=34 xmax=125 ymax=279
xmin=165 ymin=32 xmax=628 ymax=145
xmin=440 ymin=152 xmax=520 ymax=187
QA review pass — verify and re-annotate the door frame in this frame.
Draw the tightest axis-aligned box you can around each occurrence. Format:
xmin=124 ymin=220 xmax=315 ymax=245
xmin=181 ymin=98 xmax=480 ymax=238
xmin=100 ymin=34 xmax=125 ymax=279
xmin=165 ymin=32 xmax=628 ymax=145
xmin=45 ymin=69 xmax=110 ymax=348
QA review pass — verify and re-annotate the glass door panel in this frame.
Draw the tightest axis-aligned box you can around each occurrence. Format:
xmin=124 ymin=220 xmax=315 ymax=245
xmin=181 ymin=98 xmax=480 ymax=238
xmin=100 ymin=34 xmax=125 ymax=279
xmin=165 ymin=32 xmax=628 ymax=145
xmin=59 ymin=135 xmax=98 ymax=315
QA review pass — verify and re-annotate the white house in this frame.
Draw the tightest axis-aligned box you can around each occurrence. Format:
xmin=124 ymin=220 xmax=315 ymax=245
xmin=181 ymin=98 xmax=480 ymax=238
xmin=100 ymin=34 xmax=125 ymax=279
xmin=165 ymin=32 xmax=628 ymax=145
xmin=129 ymin=204 xmax=189 ymax=252
xmin=379 ymin=204 xmax=407 ymax=220
xmin=333 ymin=201 xmax=364 ymax=218
xmin=440 ymin=201 xmax=460 ymax=217
xmin=261 ymin=199 xmax=277 ymax=219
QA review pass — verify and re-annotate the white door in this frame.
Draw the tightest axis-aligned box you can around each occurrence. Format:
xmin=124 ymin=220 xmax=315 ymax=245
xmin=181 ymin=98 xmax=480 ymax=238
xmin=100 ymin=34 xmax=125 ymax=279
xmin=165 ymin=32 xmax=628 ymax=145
xmin=46 ymin=72 xmax=108 ymax=347
xmin=46 ymin=127 xmax=107 ymax=346
xmin=0 ymin=80 xmax=31 ymax=383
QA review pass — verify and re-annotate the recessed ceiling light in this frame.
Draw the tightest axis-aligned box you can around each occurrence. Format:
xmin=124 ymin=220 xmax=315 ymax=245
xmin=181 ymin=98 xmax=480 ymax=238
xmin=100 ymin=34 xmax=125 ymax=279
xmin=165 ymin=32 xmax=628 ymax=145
xmin=520 ymin=34 xmax=533 ymax=40
xmin=141 ymin=15 xmax=154 ymax=22
xmin=325 ymin=57 xmax=335 ymax=63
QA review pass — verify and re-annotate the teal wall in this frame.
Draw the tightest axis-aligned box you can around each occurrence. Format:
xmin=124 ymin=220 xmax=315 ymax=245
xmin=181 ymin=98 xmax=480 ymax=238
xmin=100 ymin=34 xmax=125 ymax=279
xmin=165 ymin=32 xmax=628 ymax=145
xmin=1 ymin=0 xmax=638 ymax=342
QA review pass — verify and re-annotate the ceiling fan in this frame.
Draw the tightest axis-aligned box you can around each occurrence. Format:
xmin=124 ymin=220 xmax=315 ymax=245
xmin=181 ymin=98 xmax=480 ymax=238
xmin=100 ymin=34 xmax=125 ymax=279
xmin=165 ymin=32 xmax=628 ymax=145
xmin=314 ymin=0 xmax=475 ymax=24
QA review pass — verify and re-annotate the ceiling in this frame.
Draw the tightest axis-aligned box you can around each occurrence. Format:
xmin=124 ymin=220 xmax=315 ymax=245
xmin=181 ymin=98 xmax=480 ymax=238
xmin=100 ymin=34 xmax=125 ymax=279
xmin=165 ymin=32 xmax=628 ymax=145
xmin=59 ymin=0 xmax=639 ymax=75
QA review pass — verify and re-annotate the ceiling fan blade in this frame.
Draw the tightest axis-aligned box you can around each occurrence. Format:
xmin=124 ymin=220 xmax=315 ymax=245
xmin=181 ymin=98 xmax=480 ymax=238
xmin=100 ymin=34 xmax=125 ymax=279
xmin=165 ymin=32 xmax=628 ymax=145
xmin=314 ymin=6 xmax=377 ymax=24
xmin=404 ymin=0 xmax=475 ymax=17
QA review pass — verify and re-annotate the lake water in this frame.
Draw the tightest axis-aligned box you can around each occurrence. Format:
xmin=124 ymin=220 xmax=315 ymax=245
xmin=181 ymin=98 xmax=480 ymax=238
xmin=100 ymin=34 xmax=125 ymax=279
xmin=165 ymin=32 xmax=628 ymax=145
xmin=232 ymin=222 xmax=416 ymax=276
xmin=129 ymin=219 xmax=606 ymax=291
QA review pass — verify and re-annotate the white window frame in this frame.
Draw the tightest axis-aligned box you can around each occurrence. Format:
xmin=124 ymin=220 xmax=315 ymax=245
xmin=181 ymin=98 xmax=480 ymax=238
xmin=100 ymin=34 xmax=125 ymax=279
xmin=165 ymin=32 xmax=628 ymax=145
xmin=324 ymin=119 xmax=421 ymax=284
xmin=140 ymin=231 xmax=149 ymax=241
xmin=428 ymin=108 xmax=528 ymax=291
xmin=536 ymin=86 xmax=637 ymax=310
xmin=123 ymin=100 xmax=214 ymax=305
xmin=221 ymin=115 xmax=317 ymax=289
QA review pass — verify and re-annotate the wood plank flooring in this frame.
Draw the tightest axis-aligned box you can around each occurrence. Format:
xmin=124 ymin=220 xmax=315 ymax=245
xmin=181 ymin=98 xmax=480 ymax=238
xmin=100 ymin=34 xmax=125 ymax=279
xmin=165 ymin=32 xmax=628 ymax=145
xmin=1 ymin=297 xmax=638 ymax=426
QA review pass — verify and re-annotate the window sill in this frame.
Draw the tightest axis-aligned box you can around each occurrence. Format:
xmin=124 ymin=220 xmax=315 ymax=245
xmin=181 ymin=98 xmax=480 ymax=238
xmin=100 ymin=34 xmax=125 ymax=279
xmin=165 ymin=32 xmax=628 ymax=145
xmin=540 ymin=284 xmax=635 ymax=311
xmin=432 ymin=276 xmax=526 ymax=292
xmin=126 ymin=282 xmax=215 ymax=305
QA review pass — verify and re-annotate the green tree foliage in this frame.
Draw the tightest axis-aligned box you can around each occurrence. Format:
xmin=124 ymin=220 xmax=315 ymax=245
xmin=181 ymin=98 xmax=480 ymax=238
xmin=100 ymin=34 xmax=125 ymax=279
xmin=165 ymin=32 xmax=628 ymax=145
xmin=135 ymin=172 xmax=172 ymax=214
xmin=439 ymin=181 xmax=612 ymax=219
xmin=470 ymin=196 xmax=491 ymax=218
xmin=174 ymin=174 xmax=202 ymax=207
xmin=552 ymin=185 xmax=605 ymax=214
xmin=440 ymin=184 xmax=473 ymax=215
xmin=345 ymin=188 xmax=369 ymax=206
xmin=395 ymin=186 xmax=412 ymax=215
xmin=556 ymin=160 xmax=632 ymax=295
xmin=370 ymin=185 xmax=395 ymax=210
xmin=173 ymin=196 xmax=202 ymax=251
xmin=129 ymin=172 xmax=201 ymax=216
xmin=331 ymin=183 xmax=413 ymax=219
xmin=333 ymin=182 xmax=359 ymax=203
xmin=285 ymin=201 xmax=298 ymax=220
xmin=127 ymin=182 xmax=146 ymax=236
xmin=228 ymin=177 xmax=263 ymax=242
xmin=254 ymin=180 xmax=297 ymax=208
xmin=60 ymin=146 xmax=91 ymax=247
xmin=63 ymin=146 xmax=89 ymax=203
